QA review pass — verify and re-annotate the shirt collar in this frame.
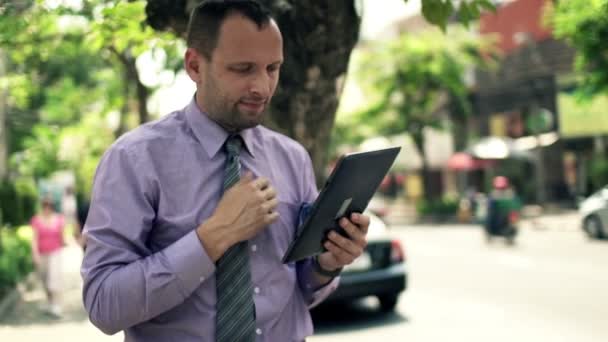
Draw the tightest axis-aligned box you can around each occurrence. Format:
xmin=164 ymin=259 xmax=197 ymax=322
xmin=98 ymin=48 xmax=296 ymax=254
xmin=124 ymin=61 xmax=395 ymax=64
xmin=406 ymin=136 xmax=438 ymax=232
xmin=185 ymin=97 xmax=256 ymax=159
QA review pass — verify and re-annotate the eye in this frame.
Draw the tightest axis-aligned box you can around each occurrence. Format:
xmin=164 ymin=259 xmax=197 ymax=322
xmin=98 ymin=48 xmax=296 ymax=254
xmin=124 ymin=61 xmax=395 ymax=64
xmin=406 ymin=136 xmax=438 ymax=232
xmin=267 ymin=64 xmax=281 ymax=73
xmin=230 ymin=64 xmax=253 ymax=73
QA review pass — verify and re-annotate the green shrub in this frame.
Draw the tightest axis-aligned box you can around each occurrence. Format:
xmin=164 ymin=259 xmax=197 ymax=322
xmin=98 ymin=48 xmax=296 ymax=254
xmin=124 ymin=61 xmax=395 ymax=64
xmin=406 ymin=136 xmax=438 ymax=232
xmin=589 ymin=155 xmax=608 ymax=191
xmin=0 ymin=179 xmax=37 ymax=227
xmin=416 ymin=197 xmax=459 ymax=218
xmin=0 ymin=226 xmax=34 ymax=299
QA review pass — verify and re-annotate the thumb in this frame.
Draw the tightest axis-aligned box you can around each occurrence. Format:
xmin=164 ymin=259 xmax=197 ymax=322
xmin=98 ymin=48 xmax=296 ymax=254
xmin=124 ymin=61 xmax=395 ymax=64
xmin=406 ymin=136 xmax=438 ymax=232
xmin=240 ymin=171 xmax=254 ymax=183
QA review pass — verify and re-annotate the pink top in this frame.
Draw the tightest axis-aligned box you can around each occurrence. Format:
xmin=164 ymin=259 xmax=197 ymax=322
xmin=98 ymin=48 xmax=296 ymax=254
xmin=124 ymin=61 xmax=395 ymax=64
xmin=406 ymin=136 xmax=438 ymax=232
xmin=31 ymin=214 xmax=65 ymax=254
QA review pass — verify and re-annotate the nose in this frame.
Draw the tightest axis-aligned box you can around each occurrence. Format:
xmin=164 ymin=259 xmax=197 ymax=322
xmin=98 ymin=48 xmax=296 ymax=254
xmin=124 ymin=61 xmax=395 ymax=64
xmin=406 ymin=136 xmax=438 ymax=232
xmin=248 ymin=71 xmax=272 ymax=99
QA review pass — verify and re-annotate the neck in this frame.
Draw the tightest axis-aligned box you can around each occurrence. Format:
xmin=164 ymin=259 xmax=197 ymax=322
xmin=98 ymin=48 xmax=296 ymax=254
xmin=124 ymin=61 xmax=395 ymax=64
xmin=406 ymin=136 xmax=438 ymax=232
xmin=194 ymin=95 xmax=242 ymax=134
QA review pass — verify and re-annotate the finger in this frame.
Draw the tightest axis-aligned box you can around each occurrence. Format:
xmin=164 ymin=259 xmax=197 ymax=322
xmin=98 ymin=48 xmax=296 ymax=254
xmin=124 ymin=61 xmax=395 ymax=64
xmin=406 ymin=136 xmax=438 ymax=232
xmin=264 ymin=211 xmax=280 ymax=225
xmin=252 ymin=177 xmax=270 ymax=190
xmin=350 ymin=213 xmax=370 ymax=234
xmin=327 ymin=230 xmax=363 ymax=256
xmin=339 ymin=217 xmax=367 ymax=245
xmin=261 ymin=198 xmax=279 ymax=213
xmin=324 ymin=240 xmax=355 ymax=265
xmin=261 ymin=186 xmax=277 ymax=201
xmin=239 ymin=171 xmax=254 ymax=184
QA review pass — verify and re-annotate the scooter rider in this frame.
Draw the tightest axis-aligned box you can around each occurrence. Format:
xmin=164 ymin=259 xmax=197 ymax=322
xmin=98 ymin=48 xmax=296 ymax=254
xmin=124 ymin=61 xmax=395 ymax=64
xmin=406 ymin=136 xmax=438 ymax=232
xmin=485 ymin=176 xmax=522 ymax=244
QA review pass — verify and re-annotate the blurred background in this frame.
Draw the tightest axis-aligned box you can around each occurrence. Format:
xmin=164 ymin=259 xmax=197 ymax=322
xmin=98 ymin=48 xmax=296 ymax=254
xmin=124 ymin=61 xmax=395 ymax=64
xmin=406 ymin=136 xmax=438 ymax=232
xmin=1 ymin=0 xmax=608 ymax=341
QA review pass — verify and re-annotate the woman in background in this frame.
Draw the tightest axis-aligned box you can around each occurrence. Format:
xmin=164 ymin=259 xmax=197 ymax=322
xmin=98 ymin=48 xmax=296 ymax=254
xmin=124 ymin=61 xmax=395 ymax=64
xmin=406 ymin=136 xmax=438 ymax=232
xmin=30 ymin=196 xmax=65 ymax=318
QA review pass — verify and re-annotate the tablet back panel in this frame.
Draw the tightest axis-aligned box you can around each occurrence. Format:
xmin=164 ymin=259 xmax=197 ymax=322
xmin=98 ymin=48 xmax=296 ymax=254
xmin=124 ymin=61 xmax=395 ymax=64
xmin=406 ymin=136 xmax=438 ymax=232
xmin=282 ymin=146 xmax=400 ymax=263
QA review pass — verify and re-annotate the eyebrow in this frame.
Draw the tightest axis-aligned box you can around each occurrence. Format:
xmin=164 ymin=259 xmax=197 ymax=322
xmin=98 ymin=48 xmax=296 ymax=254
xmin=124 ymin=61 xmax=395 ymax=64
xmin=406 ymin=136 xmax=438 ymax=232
xmin=227 ymin=60 xmax=283 ymax=66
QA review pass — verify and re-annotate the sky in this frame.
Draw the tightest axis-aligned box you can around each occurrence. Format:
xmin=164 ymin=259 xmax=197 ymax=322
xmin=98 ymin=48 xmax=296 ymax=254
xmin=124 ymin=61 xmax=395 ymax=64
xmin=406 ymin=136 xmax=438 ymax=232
xmin=360 ymin=0 xmax=419 ymax=39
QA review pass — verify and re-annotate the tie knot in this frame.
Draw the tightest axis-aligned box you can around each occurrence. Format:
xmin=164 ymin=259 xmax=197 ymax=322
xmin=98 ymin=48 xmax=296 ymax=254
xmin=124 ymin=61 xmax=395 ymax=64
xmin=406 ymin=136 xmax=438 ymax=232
xmin=224 ymin=134 xmax=242 ymax=157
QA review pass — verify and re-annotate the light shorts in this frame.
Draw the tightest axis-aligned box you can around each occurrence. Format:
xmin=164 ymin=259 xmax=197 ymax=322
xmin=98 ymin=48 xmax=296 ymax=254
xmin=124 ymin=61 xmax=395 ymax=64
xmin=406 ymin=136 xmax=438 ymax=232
xmin=37 ymin=248 xmax=63 ymax=293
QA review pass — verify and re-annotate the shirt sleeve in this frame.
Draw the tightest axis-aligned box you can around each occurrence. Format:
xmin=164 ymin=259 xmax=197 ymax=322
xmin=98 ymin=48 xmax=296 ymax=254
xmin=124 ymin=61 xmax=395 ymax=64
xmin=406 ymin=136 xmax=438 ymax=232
xmin=81 ymin=146 xmax=216 ymax=335
xmin=296 ymin=257 xmax=340 ymax=308
xmin=294 ymin=150 xmax=340 ymax=308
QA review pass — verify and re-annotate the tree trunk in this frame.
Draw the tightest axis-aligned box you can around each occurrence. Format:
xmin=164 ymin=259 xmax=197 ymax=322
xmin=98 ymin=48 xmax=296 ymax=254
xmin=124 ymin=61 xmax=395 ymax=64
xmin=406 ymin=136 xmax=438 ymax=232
xmin=145 ymin=0 xmax=361 ymax=186
xmin=135 ymin=76 xmax=150 ymax=125
xmin=115 ymin=65 xmax=130 ymax=138
xmin=0 ymin=50 xmax=7 ymax=180
xmin=411 ymin=130 xmax=441 ymax=201
xmin=113 ymin=47 xmax=151 ymax=137
xmin=122 ymin=55 xmax=150 ymax=125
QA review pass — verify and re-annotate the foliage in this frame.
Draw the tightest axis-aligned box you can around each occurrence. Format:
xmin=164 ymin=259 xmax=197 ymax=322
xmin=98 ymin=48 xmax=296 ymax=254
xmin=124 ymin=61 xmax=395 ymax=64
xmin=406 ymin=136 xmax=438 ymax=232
xmin=364 ymin=30 xmax=490 ymax=133
xmin=588 ymin=155 xmax=608 ymax=191
xmin=88 ymin=1 xmax=178 ymax=59
xmin=0 ymin=0 xmax=180 ymax=205
xmin=335 ymin=30 xmax=493 ymax=158
xmin=548 ymin=0 xmax=608 ymax=99
xmin=0 ymin=179 xmax=37 ymax=227
xmin=0 ymin=226 xmax=34 ymax=299
xmin=416 ymin=196 xmax=459 ymax=218
xmin=416 ymin=0 xmax=496 ymax=31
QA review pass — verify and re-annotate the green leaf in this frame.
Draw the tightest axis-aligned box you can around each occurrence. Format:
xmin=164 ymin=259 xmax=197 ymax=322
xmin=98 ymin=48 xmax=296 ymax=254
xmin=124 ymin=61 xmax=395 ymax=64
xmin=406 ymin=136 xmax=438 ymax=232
xmin=477 ymin=0 xmax=497 ymax=12
xmin=421 ymin=0 xmax=454 ymax=32
xmin=458 ymin=2 xmax=473 ymax=28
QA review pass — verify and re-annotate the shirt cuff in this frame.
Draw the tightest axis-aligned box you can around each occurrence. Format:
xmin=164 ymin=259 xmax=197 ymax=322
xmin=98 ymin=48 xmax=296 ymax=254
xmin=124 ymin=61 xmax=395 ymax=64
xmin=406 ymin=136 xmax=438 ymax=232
xmin=164 ymin=230 xmax=216 ymax=299
xmin=297 ymin=257 xmax=340 ymax=308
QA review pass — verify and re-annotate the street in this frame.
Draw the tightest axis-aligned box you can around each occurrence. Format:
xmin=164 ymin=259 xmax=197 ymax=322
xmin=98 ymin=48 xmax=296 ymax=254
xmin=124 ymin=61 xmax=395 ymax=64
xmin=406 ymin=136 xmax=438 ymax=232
xmin=2 ymin=213 xmax=608 ymax=341
xmin=311 ymin=214 xmax=608 ymax=342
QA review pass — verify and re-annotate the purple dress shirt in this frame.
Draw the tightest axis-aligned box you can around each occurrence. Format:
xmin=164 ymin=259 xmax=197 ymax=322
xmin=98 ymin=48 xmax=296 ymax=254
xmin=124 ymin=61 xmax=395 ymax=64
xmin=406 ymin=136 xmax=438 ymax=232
xmin=81 ymin=98 xmax=339 ymax=341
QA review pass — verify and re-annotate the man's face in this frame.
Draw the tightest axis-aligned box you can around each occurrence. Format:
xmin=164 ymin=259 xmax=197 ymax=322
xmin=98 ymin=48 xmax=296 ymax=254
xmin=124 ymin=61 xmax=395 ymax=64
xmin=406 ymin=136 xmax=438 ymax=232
xmin=187 ymin=14 xmax=283 ymax=132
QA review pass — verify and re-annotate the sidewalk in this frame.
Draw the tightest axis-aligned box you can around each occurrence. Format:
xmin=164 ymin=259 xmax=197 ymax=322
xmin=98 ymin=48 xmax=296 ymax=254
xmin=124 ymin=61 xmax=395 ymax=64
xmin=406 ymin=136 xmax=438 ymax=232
xmin=381 ymin=196 xmax=582 ymax=231
xmin=0 ymin=245 xmax=121 ymax=341
xmin=519 ymin=209 xmax=581 ymax=232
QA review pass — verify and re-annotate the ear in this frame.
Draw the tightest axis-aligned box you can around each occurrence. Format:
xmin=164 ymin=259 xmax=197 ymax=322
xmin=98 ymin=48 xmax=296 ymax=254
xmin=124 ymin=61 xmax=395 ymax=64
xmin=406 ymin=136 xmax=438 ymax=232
xmin=184 ymin=48 xmax=207 ymax=83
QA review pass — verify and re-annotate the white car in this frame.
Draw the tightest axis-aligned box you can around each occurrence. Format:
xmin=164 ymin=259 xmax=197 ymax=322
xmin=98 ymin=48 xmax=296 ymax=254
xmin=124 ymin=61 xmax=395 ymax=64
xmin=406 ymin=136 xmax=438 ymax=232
xmin=579 ymin=186 xmax=608 ymax=239
xmin=322 ymin=212 xmax=407 ymax=312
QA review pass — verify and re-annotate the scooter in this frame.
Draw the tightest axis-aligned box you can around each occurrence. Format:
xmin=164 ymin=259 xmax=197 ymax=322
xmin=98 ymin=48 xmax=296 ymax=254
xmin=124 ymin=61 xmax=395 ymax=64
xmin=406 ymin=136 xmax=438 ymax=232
xmin=484 ymin=204 xmax=519 ymax=245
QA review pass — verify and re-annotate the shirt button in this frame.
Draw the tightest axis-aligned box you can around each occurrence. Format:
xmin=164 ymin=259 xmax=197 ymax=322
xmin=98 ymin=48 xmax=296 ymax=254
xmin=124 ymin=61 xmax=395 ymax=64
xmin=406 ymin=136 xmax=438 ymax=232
xmin=199 ymin=276 xmax=205 ymax=282
xmin=251 ymin=244 xmax=257 ymax=252
xmin=256 ymin=328 xmax=262 ymax=335
xmin=254 ymin=287 xmax=260 ymax=294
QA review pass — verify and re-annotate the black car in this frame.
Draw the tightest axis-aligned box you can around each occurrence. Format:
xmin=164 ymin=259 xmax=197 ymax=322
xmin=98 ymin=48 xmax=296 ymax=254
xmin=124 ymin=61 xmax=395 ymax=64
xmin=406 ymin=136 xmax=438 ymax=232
xmin=323 ymin=213 xmax=407 ymax=312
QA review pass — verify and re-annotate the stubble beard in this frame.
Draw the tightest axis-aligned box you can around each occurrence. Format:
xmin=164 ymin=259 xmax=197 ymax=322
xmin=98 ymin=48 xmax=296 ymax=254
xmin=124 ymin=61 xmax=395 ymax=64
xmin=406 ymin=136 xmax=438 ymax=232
xmin=203 ymin=78 xmax=265 ymax=132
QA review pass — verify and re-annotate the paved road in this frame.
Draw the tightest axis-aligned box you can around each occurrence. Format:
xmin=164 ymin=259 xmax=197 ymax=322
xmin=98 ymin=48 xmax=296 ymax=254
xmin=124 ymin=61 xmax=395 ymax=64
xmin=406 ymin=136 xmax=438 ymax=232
xmin=311 ymin=215 xmax=608 ymax=342
xmin=2 ymin=212 xmax=608 ymax=341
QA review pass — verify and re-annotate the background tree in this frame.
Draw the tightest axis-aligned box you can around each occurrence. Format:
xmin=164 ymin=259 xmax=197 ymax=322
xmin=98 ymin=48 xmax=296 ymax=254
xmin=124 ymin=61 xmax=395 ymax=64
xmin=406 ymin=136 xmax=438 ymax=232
xmin=548 ymin=0 xmax=608 ymax=191
xmin=0 ymin=0 xmax=180 ymax=224
xmin=144 ymin=0 xmax=495 ymax=185
xmin=338 ymin=30 xmax=492 ymax=198
xmin=549 ymin=0 xmax=608 ymax=99
xmin=88 ymin=1 xmax=182 ymax=136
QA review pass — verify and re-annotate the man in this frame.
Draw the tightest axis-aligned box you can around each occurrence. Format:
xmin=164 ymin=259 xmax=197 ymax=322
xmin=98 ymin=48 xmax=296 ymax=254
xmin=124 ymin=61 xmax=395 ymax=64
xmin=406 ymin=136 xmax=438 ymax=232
xmin=81 ymin=1 xmax=370 ymax=341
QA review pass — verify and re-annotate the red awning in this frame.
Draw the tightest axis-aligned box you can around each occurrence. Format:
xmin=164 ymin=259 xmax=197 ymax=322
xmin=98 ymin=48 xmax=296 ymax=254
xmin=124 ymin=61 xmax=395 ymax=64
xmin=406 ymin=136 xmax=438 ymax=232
xmin=447 ymin=152 xmax=494 ymax=171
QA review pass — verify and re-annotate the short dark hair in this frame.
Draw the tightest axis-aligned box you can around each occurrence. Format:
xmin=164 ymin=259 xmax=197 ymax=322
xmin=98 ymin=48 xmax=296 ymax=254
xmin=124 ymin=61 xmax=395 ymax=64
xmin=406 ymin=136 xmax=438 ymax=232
xmin=186 ymin=0 xmax=273 ymax=60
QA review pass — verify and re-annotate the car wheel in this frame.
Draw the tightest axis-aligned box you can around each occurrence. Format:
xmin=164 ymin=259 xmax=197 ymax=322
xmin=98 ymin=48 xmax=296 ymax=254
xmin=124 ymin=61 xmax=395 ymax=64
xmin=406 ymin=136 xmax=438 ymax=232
xmin=378 ymin=294 xmax=399 ymax=313
xmin=584 ymin=216 xmax=605 ymax=239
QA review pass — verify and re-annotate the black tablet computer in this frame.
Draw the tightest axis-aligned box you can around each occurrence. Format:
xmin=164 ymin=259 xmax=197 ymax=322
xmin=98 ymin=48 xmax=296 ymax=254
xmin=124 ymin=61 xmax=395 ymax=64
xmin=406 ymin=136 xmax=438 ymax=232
xmin=281 ymin=146 xmax=401 ymax=263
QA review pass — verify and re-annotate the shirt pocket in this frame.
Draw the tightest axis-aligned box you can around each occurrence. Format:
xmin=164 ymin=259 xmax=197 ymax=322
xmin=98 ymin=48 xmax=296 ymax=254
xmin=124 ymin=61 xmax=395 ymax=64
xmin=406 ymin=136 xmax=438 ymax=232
xmin=266 ymin=198 xmax=299 ymax=258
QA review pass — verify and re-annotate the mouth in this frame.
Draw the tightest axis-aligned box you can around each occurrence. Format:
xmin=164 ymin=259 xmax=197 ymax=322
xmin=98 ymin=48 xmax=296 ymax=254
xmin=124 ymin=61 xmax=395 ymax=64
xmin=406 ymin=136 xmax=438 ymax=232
xmin=238 ymin=100 xmax=266 ymax=114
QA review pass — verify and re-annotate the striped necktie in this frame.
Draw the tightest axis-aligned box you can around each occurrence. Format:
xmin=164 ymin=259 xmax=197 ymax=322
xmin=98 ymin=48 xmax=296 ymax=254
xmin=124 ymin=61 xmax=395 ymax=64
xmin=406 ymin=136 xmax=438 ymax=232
xmin=215 ymin=135 xmax=256 ymax=342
